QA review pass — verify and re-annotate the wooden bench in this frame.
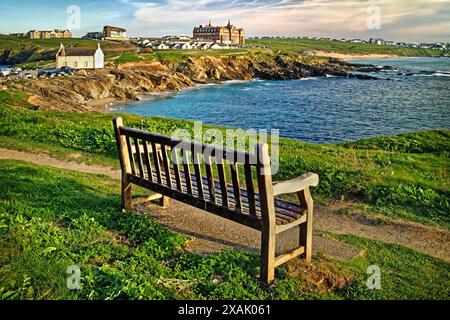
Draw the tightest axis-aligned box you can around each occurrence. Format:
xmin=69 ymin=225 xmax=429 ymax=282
xmin=113 ymin=117 xmax=319 ymax=284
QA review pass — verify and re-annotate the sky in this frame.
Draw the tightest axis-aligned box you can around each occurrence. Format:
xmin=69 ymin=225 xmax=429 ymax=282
xmin=0 ymin=0 xmax=449 ymax=42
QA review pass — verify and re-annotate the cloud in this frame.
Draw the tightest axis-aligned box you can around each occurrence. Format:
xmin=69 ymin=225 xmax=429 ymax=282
xmin=120 ymin=0 xmax=450 ymax=41
xmin=2 ymin=0 xmax=445 ymax=41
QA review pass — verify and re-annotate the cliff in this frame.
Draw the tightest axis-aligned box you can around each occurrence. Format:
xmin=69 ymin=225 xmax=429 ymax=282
xmin=0 ymin=47 xmax=57 ymax=65
xmin=7 ymin=54 xmax=376 ymax=112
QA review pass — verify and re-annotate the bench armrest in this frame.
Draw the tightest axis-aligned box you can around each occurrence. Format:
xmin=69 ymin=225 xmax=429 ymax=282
xmin=272 ymin=173 xmax=319 ymax=196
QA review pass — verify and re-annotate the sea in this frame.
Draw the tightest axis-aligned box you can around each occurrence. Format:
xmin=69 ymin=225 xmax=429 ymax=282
xmin=110 ymin=57 xmax=450 ymax=143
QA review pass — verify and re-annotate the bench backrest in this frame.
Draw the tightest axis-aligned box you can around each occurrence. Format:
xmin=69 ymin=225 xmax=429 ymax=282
xmin=113 ymin=117 xmax=276 ymax=230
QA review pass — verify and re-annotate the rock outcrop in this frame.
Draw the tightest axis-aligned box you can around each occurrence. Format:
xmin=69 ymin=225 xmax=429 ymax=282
xmin=7 ymin=54 xmax=379 ymax=112
xmin=9 ymin=62 xmax=193 ymax=112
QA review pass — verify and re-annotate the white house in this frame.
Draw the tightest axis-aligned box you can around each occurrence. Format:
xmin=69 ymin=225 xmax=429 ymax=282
xmin=201 ymin=43 xmax=212 ymax=50
xmin=210 ymin=43 xmax=224 ymax=50
xmin=181 ymin=43 xmax=193 ymax=50
xmin=56 ymin=43 xmax=104 ymax=69
xmin=153 ymin=43 xmax=169 ymax=50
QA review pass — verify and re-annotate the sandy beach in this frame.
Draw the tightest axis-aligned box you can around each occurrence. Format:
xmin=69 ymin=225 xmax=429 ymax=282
xmin=313 ymin=51 xmax=398 ymax=60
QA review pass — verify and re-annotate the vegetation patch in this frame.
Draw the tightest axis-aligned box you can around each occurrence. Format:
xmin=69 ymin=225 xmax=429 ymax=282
xmin=246 ymin=38 xmax=444 ymax=57
xmin=0 ymin=104 xmax=448 ymax=228
xmin=0 ymin=160 xmax=448 ymax=300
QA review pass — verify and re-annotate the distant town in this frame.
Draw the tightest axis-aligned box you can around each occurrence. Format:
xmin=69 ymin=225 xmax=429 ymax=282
xmin=1 ymin=20 xmax=449 ymax=79
xmin=249 ymin=36 xmax=449 ymax=51
xmin=8 ymin=21 xmax=246 ymax=51
xmin=7 ymin=21 xmax=449 ymax=52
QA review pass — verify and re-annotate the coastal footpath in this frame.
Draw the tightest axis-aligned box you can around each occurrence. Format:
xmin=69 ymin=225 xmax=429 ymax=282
xmin=5 ymin=54 xmax=376 ymax=112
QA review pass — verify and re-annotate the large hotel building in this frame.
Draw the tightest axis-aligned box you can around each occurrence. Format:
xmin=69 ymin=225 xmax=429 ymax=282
xmin=193 ymin=21 xmax=245 ymax=46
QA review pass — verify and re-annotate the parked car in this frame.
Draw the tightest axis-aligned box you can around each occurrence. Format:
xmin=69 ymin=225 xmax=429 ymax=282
xmin=38 ymin=68 xmax=59 ymax=77
xmin=37 ymin=67 xmax=74 ymax=78
xmin=23 ymin=73 xmax=33 ymax=79
xmin=60 ymin=66 xmax=74 ymax=75
xmin=0 ymin=69 xmax=12 ymax=77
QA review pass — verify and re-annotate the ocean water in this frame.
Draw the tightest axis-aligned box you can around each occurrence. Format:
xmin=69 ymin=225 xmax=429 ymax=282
xmin=111 ymin=57 xmax=450 ymax=143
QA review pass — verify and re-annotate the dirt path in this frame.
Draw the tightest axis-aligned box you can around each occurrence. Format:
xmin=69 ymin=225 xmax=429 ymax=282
xmin=0 ymin=147 xmax=121 ymax=179
xmin=1 ymin=147 xmax=449 ymax=263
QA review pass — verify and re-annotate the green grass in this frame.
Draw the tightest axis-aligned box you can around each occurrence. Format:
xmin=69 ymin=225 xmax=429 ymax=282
xmin=11 ymin=60 xmax=54 ymax=70
xmin=0 ymin=35 xmax=135 ymax=51
xmin=107 ymin=49 xmax=258 ymax=65
xmin=0 ymin=103 xmax=448 ymax=228
xmin=0 ymin=90 xmax=31 ymax=108
xmin=246 ymin=38 xmax=445 ymax=57
xmin=321 ymin=233 xmax=450 ymax=299
xmin=0 ymin=35 xmax=135 ymax=65
xmin=1 ymin=160 xmax=448 ymax=300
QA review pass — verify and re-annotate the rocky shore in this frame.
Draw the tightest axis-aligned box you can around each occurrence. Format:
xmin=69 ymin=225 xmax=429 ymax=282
xmin=7 ymin=54 xmax=378 ymax=112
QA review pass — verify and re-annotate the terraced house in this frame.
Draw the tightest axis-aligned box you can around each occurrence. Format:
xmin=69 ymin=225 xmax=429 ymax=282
xmin=27 ymin=29 xmax=72 ymax=39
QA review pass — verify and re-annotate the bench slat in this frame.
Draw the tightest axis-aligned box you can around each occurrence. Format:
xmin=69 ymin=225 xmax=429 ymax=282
xmin=134 ymin=138 xmax=145 ymax=178
xmin=182 ymin=148 xmax=193 ymax=195
xmin=230 ymin=163 xmax=243 ymax=212
xmin=217 ymin=159 xmax=228 ymax=208
xmin=161 ymin=144 xmax=173 ymax=189
xmin=151 ymin=142 xmax=162 ymax=184
xmin=171 ymin=148 xmax=182 ymax=191
xmin=142 ymin=141 xmax=154 ymax=182
xmin=125 ymin=135 xmax=136 ymax=176
xmin=244 ymin=163 xmax=257 ymax=217
xmin=205 ymin=156 xmax=216 ymax=204
xmin=193 ymin=150 xmax=204 ymax=200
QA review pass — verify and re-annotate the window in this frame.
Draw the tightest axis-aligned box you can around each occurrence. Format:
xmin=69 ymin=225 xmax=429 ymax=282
xmin=74 ymin=62 xmax=77 ymax=67
xmin=84 ymin=61 xmax=88 ymax=68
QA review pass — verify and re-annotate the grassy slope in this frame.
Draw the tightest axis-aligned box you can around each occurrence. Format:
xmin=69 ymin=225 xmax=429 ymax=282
xmin=3 ymin=36 xmax=443 ymax=69
xmin=0 ymin=35 xmax=135 ymax=67
xmin=106 ymin=38 xmax=444 ymax=65
xmin=107 ymin=49 xmax=255 ymax=64
xmin=0 ymin=94 xmax=448 ymax=228
xmin=246 ymin=38 xmax=444 ymax=57
xmin=1 ymin=160 xmax=448 ymax=300
xmin=0 ymin=35 xmax=135 ymax=51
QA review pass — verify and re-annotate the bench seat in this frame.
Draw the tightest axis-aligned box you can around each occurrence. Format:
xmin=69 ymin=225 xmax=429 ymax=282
xmin=132 ymin=168 xmax=306 ymax=226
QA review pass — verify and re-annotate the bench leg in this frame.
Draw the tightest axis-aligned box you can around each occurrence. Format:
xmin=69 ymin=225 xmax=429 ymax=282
xmin=160 ymin=195 xmax=170 ymax=209
xmin=121 ymin=178 xmax=132 ymax=212
xmin=298 ymin=188 xmax=313 ymax=263
xmin=260 ymin=229 xmax=276 ymax=285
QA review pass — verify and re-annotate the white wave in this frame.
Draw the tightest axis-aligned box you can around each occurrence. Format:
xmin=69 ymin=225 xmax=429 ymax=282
xmin=433 ymin=72 xmax=450 ymax=77
xmin=298 ymin=77 xmax=319 ymax=81
xmin=223 ymin=80 xmax=250 ymax=85
xmin=413 ymin=72 xmax=450 ymax=77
